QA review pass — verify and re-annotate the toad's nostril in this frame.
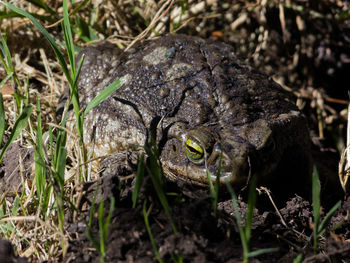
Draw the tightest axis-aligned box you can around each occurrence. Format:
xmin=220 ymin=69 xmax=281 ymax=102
xmin=220 ymin=158 xmax=234 ymax=173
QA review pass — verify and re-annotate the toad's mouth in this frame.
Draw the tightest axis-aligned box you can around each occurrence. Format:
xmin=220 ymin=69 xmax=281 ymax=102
xmin=162 ymin=160 xmax=250 ymax=187
xmin=160 ymin=137 xmax=251 ymax=187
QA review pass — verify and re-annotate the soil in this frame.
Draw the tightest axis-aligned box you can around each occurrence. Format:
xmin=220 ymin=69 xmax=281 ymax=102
xmin=0 ymin=1 xmax=349 ymax=262
xmin=0 ymin=141 xmax=349 ymax=262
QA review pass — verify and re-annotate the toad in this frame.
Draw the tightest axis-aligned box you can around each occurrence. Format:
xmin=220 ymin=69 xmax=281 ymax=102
xmin=65 ymin=35 xmax=311 ymax=193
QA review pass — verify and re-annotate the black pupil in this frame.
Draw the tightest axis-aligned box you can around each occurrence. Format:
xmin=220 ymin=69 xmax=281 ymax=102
xmin=187 ymin=145 xmax=201 ymax=155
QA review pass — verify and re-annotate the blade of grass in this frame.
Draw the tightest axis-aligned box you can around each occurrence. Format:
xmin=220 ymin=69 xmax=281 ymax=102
xmin=62 ymin=0 xmax=75 ymax=78
xmin=0 ymin=105 xmax=32 ymax=163
xmin=26 ymin=0 xmax=58 ymax=18
xmin=205 ymin=173 xmax=217 ymax=215
xmin=11 ymin=196 xmax=19 ymax=217
xmin=61 ymin=0 xmax=84 ymax=147
xmin=292 ymin=254 xmax=303 ymax=263
xmin=70 ymin=0 xmax=90 ymax=17
xmin=205 ymin=153 xmax=222 ymax=217
xmin=24 ymin=76 xmax=30 ymax=106
xmin=85 ymin=188 xmax=100 ymax=250
xmin=103 ymin=197 xmax=115 ymax=242
xmin=143 ymin=200 xmax=164 ymax=263
xmin=317 ymin=200 xmax=341 ymax=236
xmin=83 ymin=78 xmax=124 ymax=116
xmin=312 ymin=166 xmax=321 ymax=254
xmin=98 ymin=197 xmax=115 ymax=262
xmin=71 ymin=54 xmax=85 ymax=93
xmin=145 ymin=139 xmax=177 ymax=234
xmin=0 ymin=69 xmax=13 ymax=89
xmin=132 ymin=153 xmax=145 ymax=208
xmin=0 ymin=10 xmax=21 ymax=19
xmin=98 ymin=201 xmax=105 ymax=257
xmin=245 ymin=175 xmax=257 ymax=245
xmin=227 ymin=177 xmax=274 ymax=262
xmin=226 ymin=183 xmax=249 ymax=262
xmin=9 ymin=196 xmax=19 ymax=236
xmin=312 ymin=165 xmax=342 ymax=253
xmin=0 ymin=30 xmax=20 ymax=108
xmin=53 ymin=144 xmax=67 ymax=233
xmin=248 ymin=247 xmax=279 ymax=257
xmin=74 ymin=17 xmax=99 ymax=43
xmin=0 ymin=31 xmax=14 ymax=74
xmin=213 ymin=155 xmax=222 ymax=215
xmin=34 ymin=94 xmax=46 ymax=200
xmin=171 ymin=0 xmax=188 ymax=31
xmin=55 ymin=145 xmax=67 ymax=189
xmin=0 ymin=93 xmax=5 ymax=145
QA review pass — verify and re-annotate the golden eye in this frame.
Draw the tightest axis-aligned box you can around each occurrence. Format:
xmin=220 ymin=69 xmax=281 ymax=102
xmin=185 ymin=138 xmax=204 ymax=163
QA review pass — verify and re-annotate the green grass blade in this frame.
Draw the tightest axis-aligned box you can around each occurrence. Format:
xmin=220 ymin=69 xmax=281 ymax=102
xmin=72 ymin=54 xmax=85 ymax=90
xmin=0 ymin=1 xmax=71 ymax=83
xmin=0 ymin=10 xmax=56 ymax=22
xmin=226 ymin=184 xmax=243 ymax=226
xmin=132 ymin=153 xmax=145 ymax=208
xmin=98 ymin=201 xmax=106 ymax=256
xmin=24 ymin=76 xmax=30 ymax=106
xmin=0 ymin=93 xmax=5 ymax=145
xmin=74 ymin=17 xmax=98 ymax=43
xmin=0 ymin=105 xmax=32 ymax=163
xmin=99 ymin=197 xmax=115 ymax=261
xmin=0 ymin=9 xmax=20 ymax=19
xmin=143 ymin=200 xmax=164 ymax=263
xmin=85 ymin=188 xmax=101 ymax=251
xmin=0 ymin=201 xmax=5 ymax=217
xmin=25 ymin=0 xmax=58 ymax=18
xmin=53 ymin=128 xmax=66 ymax=167
xmin=88 ymin=188 xmax=99 ymax=227
xmin=312 ymin=166 xmax=321 ymax=220
xmin=0 ymin=31 xmax=13 ymax=74
xmin=85 ymin=228 xmax=100 ymax=254
xmin=312 ymin=166 xmax=321 ymax=253
xmin=145 ymin=140 xmax=177 ymax=234
xmin=0 ymin=48 xmax=9 ymax=74
xmin=226 ymin=183 xmax=249 ymax=261
xmin=245 ymin=175 xmax=257 ymax=244
xmin=0 ymin=31 xmax=20 ymax=90
xmin=34 ymin=95 xmax=46 ymax=199
xmin=206 ymin=152 xmax=222 ymax=217
xmin=48 ymin=126 xmax=54 ymax=160
xmin=42 ymin=185 xmax=52 ymax=218
xmin=71 ymin=0 xmax=90 ymax=17
xmin=292 ymin=254 xmax=303 ymax=263
xmin=62 ymin=0 xmax=75 ymax=78
xmin=206 ymin=168 xmax=215 ymax=195
xmin=0 ymin=72 xmax=12 ymax=88
xmin=11 ymin=197 xmax=19 ymax=217
xmin=56 ymin=146 xmax=67 ymax=188
xmin=83 ymin=78 xmax=124 ymax=116
xmin=60 ymin=0 xmax=85 ymax=146
xmin=213 ymin=154 xmax=222 ymax=215
xmin=104 ymin=198 xmax=115 ymax=240
xmin=248 ymin=247 xmax=279 ymax=258
xmin=318 ymin=200 xmax=341 ymax=236
xmin=53 ymin=143 xmax=66 ymax=233
xmin=171 ymin=0 xmax=188 ymax=31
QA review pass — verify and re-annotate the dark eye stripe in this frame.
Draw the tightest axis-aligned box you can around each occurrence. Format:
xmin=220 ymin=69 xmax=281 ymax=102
xmin=186 ymin=145 xmax=201 ymax=154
